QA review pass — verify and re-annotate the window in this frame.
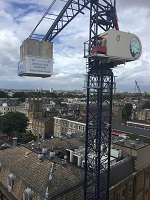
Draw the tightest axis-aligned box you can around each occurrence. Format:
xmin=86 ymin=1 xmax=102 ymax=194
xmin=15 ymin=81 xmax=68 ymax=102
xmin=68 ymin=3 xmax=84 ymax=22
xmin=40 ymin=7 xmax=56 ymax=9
xmin=73 ymin=124 xmax=76 ymax=129
xmin=129 ymin=184 xmax=133 ymax=194
xmin=7 ymin=174 xmax=14 ymax=192
xmin=116 ymin=193 xmax=120 ymax=200
xmin=78 ymin=125 xmax=81 ymax=130
xmin=122 ymin=189 xmax=126 ymax=198
xmin=82 ymin=126 xmax=85 ymax=131
xmin=23 ymin=188 xmax=33 ymax=200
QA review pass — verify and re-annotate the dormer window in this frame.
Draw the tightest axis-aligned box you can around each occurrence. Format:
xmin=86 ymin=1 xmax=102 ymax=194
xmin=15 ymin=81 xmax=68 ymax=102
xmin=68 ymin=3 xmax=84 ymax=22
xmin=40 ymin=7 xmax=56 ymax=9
xmin=7 ymin=174 xmax=14 ymax=192
xmin=23 ymin=188 xmax=33 ymax=200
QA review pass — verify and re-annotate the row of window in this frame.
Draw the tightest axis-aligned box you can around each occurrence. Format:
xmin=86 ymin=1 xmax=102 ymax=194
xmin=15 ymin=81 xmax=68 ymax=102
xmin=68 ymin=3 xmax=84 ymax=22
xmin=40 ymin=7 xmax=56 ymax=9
xmin=3 ymin=107 xmax=15 ymax=111
xmin=115 ymin=184 xmax=133 ymax=200
xmin=54 ymin=125 xmax=85 ymax=132
xmin=55 ymin=119 xmax=85 ymax=131
xmin=33 ymin=121 xmax=44 ymax=126
xmin=127 ymin=122 xmax=150 ymax=130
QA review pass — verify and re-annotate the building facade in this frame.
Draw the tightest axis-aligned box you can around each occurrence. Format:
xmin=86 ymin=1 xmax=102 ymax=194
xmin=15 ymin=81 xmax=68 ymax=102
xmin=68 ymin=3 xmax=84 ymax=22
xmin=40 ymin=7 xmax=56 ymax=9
xmin=32 ymin=117 xmax=53 ymax=139
xmin=54 ymin=117 xmax=86 ymax=137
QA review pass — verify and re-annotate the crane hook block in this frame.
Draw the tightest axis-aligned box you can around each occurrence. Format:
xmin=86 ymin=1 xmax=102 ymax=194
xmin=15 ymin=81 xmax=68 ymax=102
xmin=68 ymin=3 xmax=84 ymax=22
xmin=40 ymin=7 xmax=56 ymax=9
xmin=18 ymin=38 xmax=53 ymax=78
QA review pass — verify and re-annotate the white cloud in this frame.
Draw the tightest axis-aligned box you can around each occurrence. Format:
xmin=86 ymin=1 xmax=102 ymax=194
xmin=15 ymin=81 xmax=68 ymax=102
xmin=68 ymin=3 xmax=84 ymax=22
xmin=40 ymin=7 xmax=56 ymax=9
xmin=0 ymin=1 xmax=149 ymax=92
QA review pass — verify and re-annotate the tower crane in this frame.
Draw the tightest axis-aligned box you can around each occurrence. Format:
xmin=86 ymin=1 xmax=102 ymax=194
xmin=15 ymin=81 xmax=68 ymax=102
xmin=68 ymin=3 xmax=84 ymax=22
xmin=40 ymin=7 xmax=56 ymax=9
xmin=135 ymin=80 xmax=142 ymax=94
xmin=18 ymin=0 xmax=142 ymax=199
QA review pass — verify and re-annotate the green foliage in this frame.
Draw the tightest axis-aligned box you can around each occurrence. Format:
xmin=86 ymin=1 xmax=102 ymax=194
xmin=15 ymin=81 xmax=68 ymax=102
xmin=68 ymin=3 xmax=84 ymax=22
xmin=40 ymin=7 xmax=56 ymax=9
xmin=21 ymin=132 xmax=37 ymax=143
xmin=0 ymin=112 xmax=28 ymax=135
xmin=10 ymin=131 xmax=37 ymax=144
xmin=0 ymin=91 xmax=8 ymax=98
xmin=122 ymin=103 xmax=133 ymax=120
xmin=142 ymin=101 xmax=150 ymax=109
xmin=113 ymin=93 xmax=126 ymax=100
xmin=12 ymin=92 xmax=26 ymax=98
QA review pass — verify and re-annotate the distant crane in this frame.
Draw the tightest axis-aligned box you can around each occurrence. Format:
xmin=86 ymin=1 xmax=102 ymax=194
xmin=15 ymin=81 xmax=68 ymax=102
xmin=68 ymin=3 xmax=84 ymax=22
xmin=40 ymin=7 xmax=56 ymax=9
xmin=135 ymin=80 xmax=142 ymax=94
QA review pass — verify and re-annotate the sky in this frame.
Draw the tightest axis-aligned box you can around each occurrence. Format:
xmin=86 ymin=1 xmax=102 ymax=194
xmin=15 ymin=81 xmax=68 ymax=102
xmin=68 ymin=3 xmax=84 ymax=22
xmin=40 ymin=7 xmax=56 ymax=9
xmin=0 ymin=0 xmax=150 ymax=92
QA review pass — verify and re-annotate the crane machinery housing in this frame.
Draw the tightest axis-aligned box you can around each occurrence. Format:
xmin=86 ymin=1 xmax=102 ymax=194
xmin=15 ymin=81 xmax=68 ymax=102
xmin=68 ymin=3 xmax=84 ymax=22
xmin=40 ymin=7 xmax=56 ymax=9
xmin=18 ymin=0 xmax=142 ymax=199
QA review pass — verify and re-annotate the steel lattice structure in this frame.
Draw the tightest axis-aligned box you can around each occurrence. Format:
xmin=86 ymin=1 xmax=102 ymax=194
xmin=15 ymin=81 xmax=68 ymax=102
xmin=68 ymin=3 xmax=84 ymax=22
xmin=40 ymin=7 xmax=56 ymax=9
xmin=29 ymin=1 xmax=118 ymax=199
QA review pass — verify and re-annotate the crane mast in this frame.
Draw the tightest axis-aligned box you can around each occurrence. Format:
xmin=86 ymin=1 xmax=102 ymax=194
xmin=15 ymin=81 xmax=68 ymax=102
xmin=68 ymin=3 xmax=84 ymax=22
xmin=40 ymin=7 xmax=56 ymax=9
xmin=19 ymin=0 xmax=142 ymax=199
xmin=29 ymin=0 xmax=117 ymax=199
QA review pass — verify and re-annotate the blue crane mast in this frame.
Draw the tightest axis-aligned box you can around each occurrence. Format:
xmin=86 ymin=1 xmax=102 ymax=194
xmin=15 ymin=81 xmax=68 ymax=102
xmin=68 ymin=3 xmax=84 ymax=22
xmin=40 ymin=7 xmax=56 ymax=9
xmin=29 ymin=0 xmax=118 ymax=199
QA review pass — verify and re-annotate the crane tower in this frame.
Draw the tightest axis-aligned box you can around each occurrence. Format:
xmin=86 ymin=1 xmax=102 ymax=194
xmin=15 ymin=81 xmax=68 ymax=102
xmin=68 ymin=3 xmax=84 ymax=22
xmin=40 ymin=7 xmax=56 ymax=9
xmin=18 ymin=0 xmax=142 ymax=199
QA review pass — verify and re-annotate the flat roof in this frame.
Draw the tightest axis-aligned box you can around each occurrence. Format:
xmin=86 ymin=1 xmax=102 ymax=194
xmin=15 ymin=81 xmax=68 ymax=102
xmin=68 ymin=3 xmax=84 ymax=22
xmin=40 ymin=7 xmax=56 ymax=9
xmin=112 ymin=124 xmax=150 ymax=138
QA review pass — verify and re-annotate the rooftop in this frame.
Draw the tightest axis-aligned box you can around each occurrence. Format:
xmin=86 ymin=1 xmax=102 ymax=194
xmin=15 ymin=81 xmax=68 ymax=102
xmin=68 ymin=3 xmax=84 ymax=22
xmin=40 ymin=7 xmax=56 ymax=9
xmin=112 ymin=124 xmax=150 ymax=138
xmin=113 ymin=138 xmax=147 ymax=150
xmin=0 ymin=145 xmax=84 ymax=199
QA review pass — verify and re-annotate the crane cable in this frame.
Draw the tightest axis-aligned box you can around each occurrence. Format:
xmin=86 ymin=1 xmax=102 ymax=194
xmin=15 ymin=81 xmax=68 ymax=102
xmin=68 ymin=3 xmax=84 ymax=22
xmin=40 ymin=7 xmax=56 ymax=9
xmin=119 ymin=0 xmax=128 ymax=23
xmin=29 ymin=0 xmax=57 ymax=38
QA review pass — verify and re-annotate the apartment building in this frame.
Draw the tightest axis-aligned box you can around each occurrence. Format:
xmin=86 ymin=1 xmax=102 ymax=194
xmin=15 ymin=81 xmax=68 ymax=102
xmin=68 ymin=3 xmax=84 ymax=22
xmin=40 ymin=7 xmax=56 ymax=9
xmin=0 ymin=103 xmax=18 ymax=115
xmin=54 ymin=117 xmax=86 ymax=137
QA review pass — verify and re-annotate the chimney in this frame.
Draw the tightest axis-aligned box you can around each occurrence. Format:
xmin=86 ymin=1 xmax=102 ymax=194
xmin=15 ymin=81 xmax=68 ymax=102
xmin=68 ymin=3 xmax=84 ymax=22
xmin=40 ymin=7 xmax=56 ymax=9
xmin=13 ymin=137 xmax=18 ymax=147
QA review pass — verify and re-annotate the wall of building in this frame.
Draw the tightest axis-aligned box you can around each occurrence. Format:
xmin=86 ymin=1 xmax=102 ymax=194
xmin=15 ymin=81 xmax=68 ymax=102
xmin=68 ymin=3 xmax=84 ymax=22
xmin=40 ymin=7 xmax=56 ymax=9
xmin=110 ymin=164 xmax=150 ymax=200
xmin=54 ymin=117 xmax=86 ymax=137
xmin=136 ymin=145 xmax=150 ymax=170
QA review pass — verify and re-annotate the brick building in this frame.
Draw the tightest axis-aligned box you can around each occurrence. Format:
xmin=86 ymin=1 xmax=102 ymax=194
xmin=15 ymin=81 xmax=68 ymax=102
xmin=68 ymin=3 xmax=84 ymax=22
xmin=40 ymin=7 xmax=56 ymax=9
xmin=32 ymin=117 xmax=54 ymax=139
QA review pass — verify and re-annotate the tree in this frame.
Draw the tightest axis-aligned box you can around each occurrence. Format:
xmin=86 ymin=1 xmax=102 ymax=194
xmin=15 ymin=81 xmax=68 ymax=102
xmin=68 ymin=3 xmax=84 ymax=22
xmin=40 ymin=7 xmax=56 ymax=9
xmin=142 ymin=101 xmax=150 ymax=109
xmin=0 ymin=112 xmax=28 ymax=135
xmin=0 ymin=91 xmax=8 ymax=98
xmin=12 ymin=92 xmax=26 ymax=98
xmin=122 ymin=103 xmax=133 ymax=120
xmin=10 ymin=131 xmax=37 ymax=144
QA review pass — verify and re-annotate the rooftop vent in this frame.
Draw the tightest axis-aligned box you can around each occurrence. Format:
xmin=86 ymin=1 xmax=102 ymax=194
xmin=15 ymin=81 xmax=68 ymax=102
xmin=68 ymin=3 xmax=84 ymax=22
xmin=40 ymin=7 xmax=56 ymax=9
xmin=38 ymin=142 xmax=41 ymax=148
xmin=23 ymin=188 xmax=33 ymax=200
xmin=13 ymin=137 xmax=18 ymax=147
xmin=119 ymin=139 xmax=124 ymax=145
xmin=31 ymin=143 xmax=34 ymax=150
xmin=42 ymin=147 xmax=47 ymax=156
xmin=7 ymin=174 xmax=14 ymax=192
xmin=49 ymin=150 xmax=55 ymax=160
xmin=130 ymin=142 xmax=136 ymax=148
xmin=38 ymin=153 xmax=43 ymax=162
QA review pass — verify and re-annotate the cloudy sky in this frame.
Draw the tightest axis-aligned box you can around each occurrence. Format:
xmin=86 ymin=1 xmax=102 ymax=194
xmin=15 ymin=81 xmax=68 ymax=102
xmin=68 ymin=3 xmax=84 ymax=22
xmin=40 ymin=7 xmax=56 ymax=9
xmin=0 ymin=0 xmax=150 ymax=92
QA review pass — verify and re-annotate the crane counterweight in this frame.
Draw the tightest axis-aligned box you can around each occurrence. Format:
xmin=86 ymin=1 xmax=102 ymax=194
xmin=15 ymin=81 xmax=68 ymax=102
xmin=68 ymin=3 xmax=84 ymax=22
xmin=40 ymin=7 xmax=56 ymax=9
xmin=18 ymin=38 xmax=53 ymax=78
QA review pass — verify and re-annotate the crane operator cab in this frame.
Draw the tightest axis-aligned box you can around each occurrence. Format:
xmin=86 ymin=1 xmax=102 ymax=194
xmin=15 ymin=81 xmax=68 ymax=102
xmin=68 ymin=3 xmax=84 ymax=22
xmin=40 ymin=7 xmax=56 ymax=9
xmin=92 ymin=37 xmax=106 ymax=55
xmin=84 ymin=29 xmax=142 ymax=66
